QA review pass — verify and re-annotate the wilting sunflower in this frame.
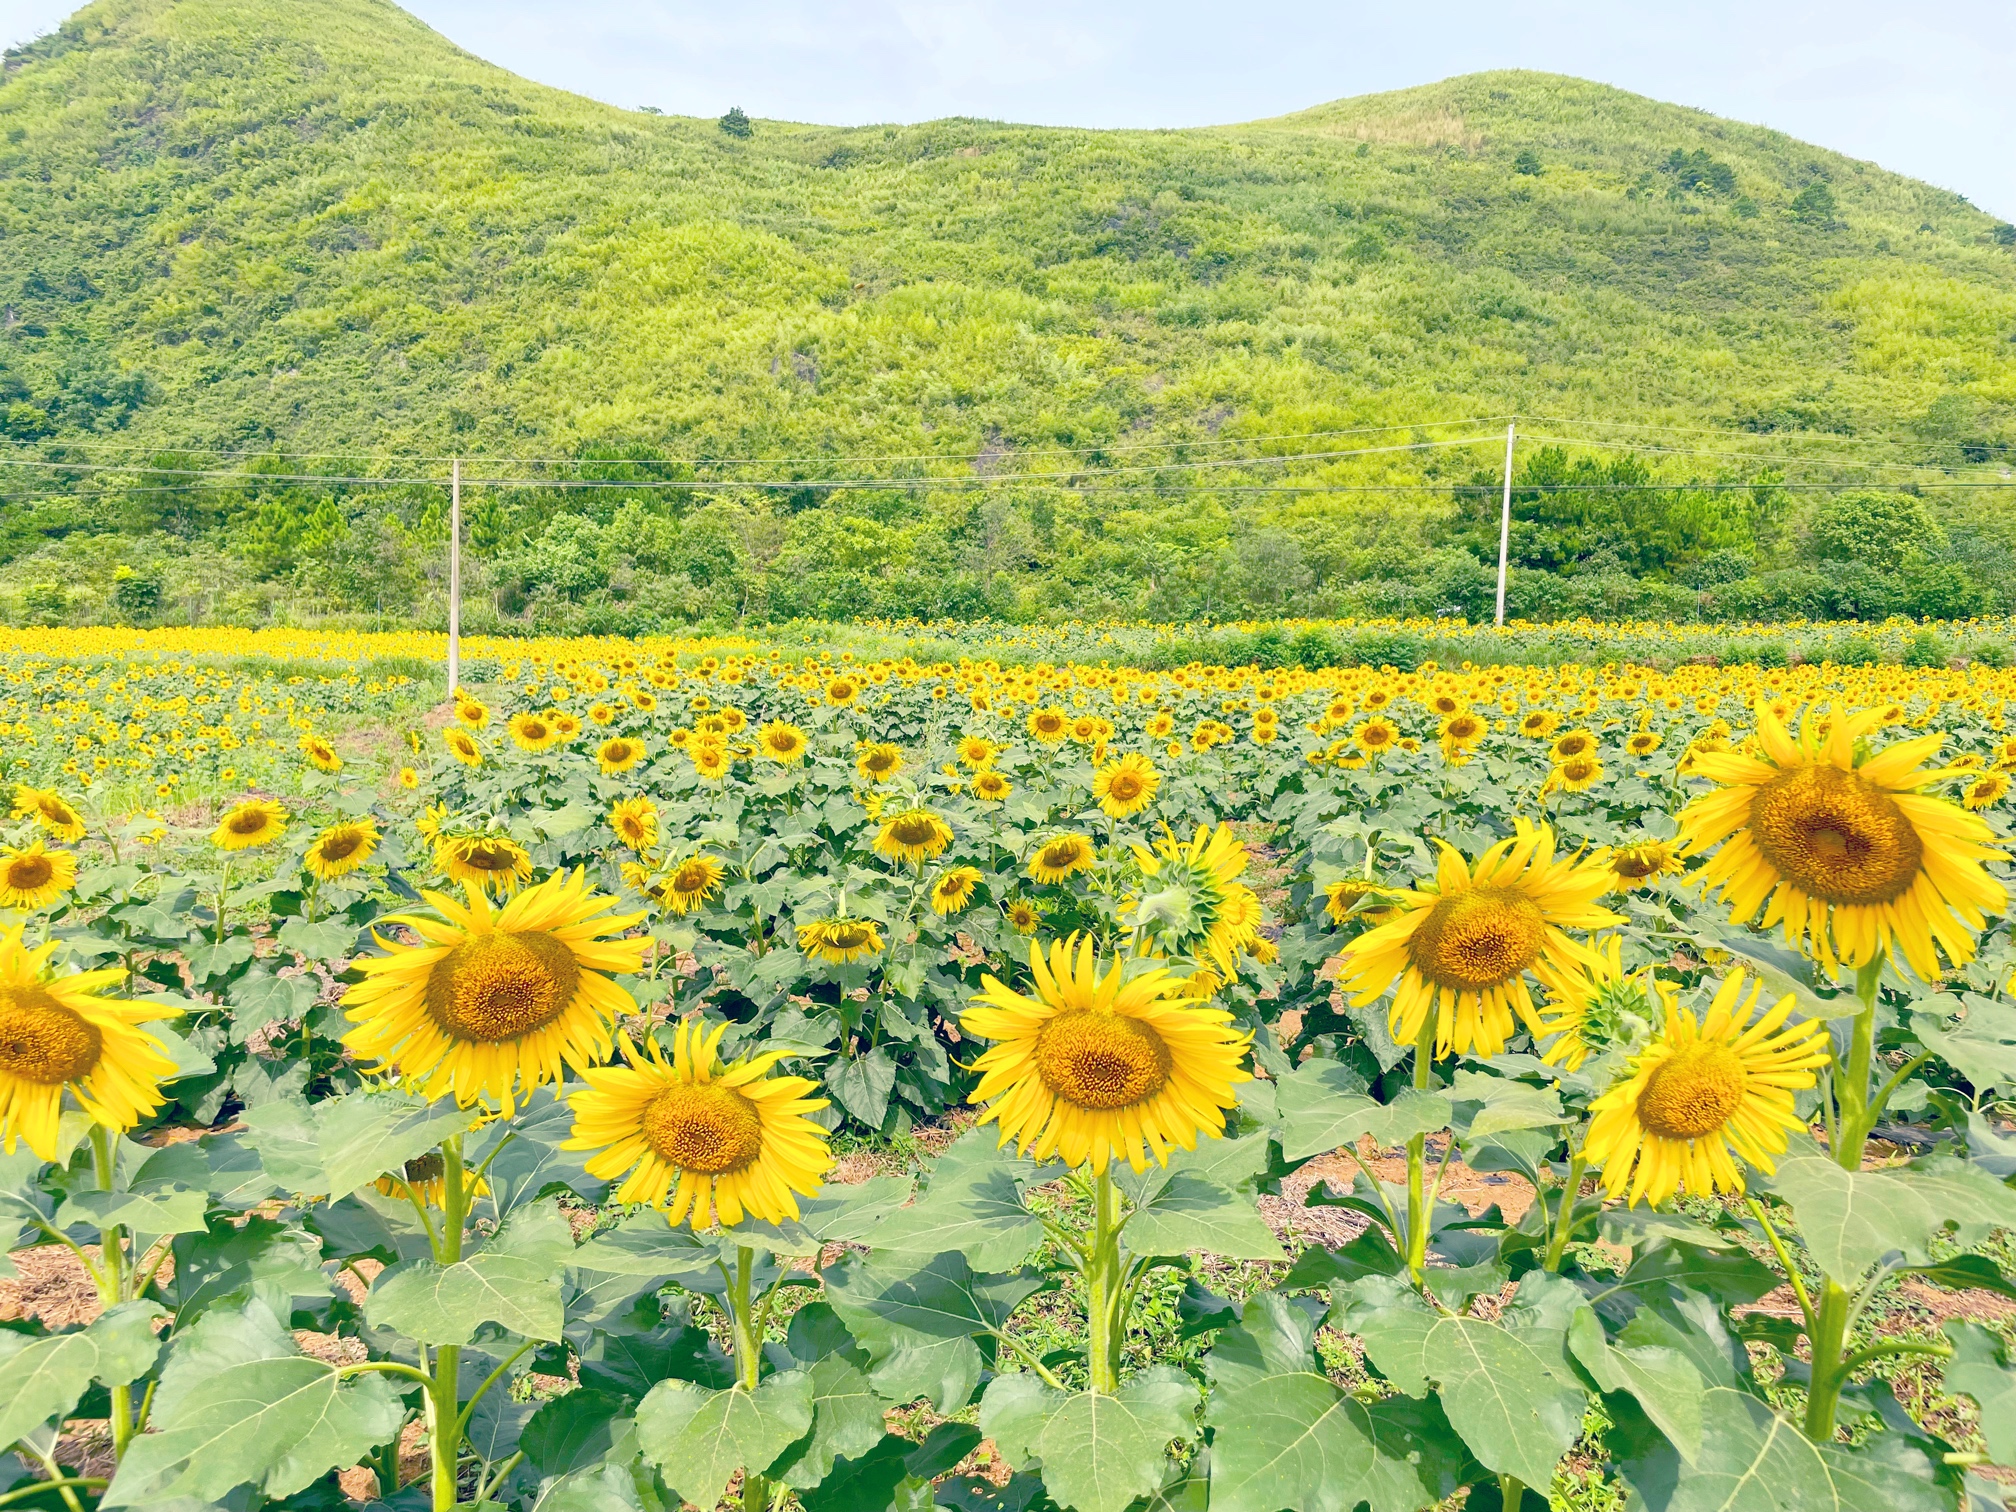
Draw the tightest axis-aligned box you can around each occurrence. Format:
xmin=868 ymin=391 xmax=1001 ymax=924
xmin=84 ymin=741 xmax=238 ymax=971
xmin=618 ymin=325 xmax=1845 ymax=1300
xmin=610 ymin=797 xmax=659 ymax=853
xmin=1964 ymin=772 xmax=2010 ymax=811
xmin=1028 ymin=707 xmax=1069 ymax=744
xmin=1029 ymin=833 xmax=1095 ymax=885
xmin=662 ymin=855 xmax=726 ymax=915
xmin=304 ymin=819 xmax=380 ymax=882
xmin=510 ymin=711 xmax=561 ymax=752
xmin=436 ymin=834 xmax=534 ymax=896
xmin=957 ymin=735 xmax=1000 ymax=770
xmin=0 ymin=843 xmax=76 ymax=912
xmin=875 ymin=808 xmax=954 ymax=864
xmin=0 ymin=927 xmax=180 ymax=1160
xmin=855 ymin=743 xmax=903 ymax=783
xmin=343 ymin=869 xmax=646 ymax=1111
xmin=597 ymin=736 xmax=645 ymax=775
xmin=1337 ymin=825 xmax=1622 ymax=1058
xmin=971 ymin=771 xmax=1013 ymax=803
xmin=444 ymin=728 xmax=484 ymax=768
xmin=1608 ymin=837 xmax=1682 ymax=890
xmin=1677 ymin=701 xmax=2008 ymax=979
xmin=1583 ymin=970 xmax=1830 ymax=1206
xmin=566 ymin=1020 xmax=831 ymax=1228
xmin=757 ymin=721 xmax=808 ymax=765
xmin=931 ymin=866 xmax=982 ymax=916
xmin=1093 ymin=754 xmax=1160 ymax=819
xmin=13 ymin=789 xmax=86 ymax=844
xmin=300 ymin=734 xmax=343 ymax=772
xmin=962 ymin=934 xmax=1251 ymax=1174
xmin=213 ymin=798 xmax=288 ymax=852
xmin=798 ymin=918 xmax=884 ymax=965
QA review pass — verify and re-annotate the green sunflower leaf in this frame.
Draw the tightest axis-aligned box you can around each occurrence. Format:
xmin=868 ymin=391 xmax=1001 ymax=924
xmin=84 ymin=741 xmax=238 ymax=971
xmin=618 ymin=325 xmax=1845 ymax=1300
xmin=1761 ymin=1153 xmax=2016 ymax=1279
xmin=0 ymin=1301 xmax=166 ymax=1449
xmin=634 ymin=1370 xmax=815 ymax=1511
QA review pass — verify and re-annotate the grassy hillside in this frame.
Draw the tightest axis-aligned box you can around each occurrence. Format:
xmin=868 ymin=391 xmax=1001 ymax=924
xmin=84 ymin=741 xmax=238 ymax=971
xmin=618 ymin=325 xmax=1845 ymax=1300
xmin=2 ymin=0 xmax=2015 ymax=628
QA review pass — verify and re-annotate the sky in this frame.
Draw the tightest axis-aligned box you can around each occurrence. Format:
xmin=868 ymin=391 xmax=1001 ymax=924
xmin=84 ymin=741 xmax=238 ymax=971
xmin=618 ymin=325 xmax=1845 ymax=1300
xmin=4 ymin=0 xmax=2014 ymax=218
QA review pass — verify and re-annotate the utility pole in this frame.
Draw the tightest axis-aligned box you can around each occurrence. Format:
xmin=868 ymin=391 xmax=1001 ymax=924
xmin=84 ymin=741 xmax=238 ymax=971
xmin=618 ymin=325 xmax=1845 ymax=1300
xmin=1494 ymin=421 xmax=1516 ymax=627
xmin=447 ymin=458 xmax=461 ymax=701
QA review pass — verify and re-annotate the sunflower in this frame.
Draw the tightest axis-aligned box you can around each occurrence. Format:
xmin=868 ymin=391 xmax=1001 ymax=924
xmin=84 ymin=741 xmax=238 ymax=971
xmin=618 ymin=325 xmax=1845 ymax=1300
xmin=1519 ymin=710 xmax=1561 ymax=739
xmin=566 ymin=1020 xmax=831 ymax=1228
xmin=1337 ymin=825 xmax=1622 ymax=1058
xmin=455 ymin=698 xmax=490 ymax=729
xmin=1005 ymin=899 xmax=1042 ymax=934
xmin=213 ymin=798 xmax=287 ymax=851
xmin=1093 ymin=754 xmax=1159 ymax=819
xmin=931 ymin=865 xmax=982 ymax=916
xmin=1583 ymin=970 xmax=1830 ymax=1206
xmin=1626 ymin=731 xmax=1664 ymax=758
xmin=398 ymin=767 xmax=421 ymax=791
xmin=690 ymin=744 xmax=729 ymax=782
xmin=1551 ymin=755 xmax=1604 ymax=793
xmin=855 ymin=743 xmax=903 ymax=783
xmin=301 ymin=734 xmax=343 ymax=772
xmin=0 ymin=843 xmax=76 ymax=911
xmin=1608 ymin=837 xmax=1682 ymax=890
xmin=304 ymin=819 xmax=380 ymax=882
xmin=415 ymin=802 xmax=451 ymax=843
xmin=962 ymin=934 xmax=1251 ymax=1174
xmin=1439 ymin=712 xmax=1486 ymax=748
xmin=1964 ymin=772 xmax=2010 ymax=810
xmin=1029 ymin=833 xmax=1095 ymax=885
xmin=374 ymin=1151 xmax=490 ymax=1207
xmin=875 ymin=808 xmax=954 ymax=864
xmin=1354 ymin=718 xmax=1399 ymax=755
xmin=971 ymin=771 xmax=1013 ymax=802
xmin=444 ymin=728 xmax=484 ymax=768
xmin=551 ymin=712 xmax=581 ymax=741
xmin=436 ymin=834 xmax=534 ymax=896
xmin=610 ymin=797 xmax=659 ymax=853
xmin=797 ymin=918 xmax=885 ymax=965
xmin=631 ymin=690 xmax=658 ymax=713
xmin=13 ymin=789 xmax=85 ymax=843
xmin=597 ymin=736 xmax=645 ymax=775
xmin=1677 ymin=701 xmax=2008 ymax=979
xmin=957 ymin=735 xmax=1000 ymax=770
xmin=587 ymin=702 xmax=617 ymax=727
xmin=0 ymin=928 xmax=180 ymax=1160
xmin=343 ymin=870 xmax=646 ymax=1111
xmin=662 ymin=855 xmax=726 ymax=915
xmin=1132 ymin=823 xmax=1259 ymax=980
xmin=1028 ymin=708 xmax=1069 ymax=744
xmin=1551 ymin=729 xmax=1598 ymax=762
xmin=510 ymin=712 xmax=561 ymax=752
xmin=1323 ymin=877 xmax=1397 ymax=926
xmin=1527 ymin=935 xmax=1655 ymax=1071
xmin=825 ymin=676 xmax=860 ymax=707
xmin=757 ymin=721 xmax=808 ymax=765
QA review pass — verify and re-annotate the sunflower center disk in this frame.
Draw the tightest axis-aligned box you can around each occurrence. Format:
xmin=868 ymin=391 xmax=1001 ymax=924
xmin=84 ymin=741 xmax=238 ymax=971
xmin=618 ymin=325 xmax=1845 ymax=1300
xmin=0 ymin=988 xmax=103 ymax=1084
xmin=1636 ymin=1042 xmax=1747 ymax=1138
xmin=1407 ymin=885 xmax=1548 ymax=991
xmin=642 ymin=1084 xmax=764 ymax=1173
xmin=1749 ymin=765 xmax=1924 ymax=905
xmin=1035 ymin=1009 xmax=1172 ymax=1110
xmin=228 ymin=810 xmax=270 ymax=836
xmin=426 ymin=930 xmax=582 ymax=1043
xmin=320 ymin=832 xmax=363 ymax=863
xmin=891 ymin=817 xmax=939 ymax=846
xmin=7 ymin=856 xmax=53 ymax=889
xmin=460 ymin=842 xmax=522 ymax=874
xmin=674 ymin=863 xmax=712 ymax=893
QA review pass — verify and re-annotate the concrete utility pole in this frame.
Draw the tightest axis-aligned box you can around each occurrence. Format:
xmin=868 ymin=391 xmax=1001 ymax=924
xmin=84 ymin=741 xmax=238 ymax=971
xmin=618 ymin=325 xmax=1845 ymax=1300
xmin=447 ymin=457 xmax=461 ymax=700
xmin=1494 ymin=421 xmax=1516 ymax=627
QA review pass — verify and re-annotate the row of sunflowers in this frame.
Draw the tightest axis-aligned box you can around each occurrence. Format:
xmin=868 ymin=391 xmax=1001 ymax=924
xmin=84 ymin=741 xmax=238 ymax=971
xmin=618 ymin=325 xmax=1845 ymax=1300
xmin=0 ymin=633 xmax=2011 ymax=1512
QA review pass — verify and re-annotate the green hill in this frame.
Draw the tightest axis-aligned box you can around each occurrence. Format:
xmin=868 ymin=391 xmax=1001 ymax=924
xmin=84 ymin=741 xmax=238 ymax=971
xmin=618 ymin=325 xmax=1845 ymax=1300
xmin=3 ymin=0 xmax=2015 ymax=628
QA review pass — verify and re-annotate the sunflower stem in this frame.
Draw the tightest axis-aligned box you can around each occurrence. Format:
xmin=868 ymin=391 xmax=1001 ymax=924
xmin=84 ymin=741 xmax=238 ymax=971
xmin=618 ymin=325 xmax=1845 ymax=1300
xmin=1086 ymin=1167 xmax=1124 ymax=1393
xmin=1801 ymin=1279 xmax=1853 ymax=1442
xmin=1404 ymin=1009 xmax=1438 ymax=1284
xmin=429 ymin=1137 xmax=468 ymax=1512
xmin=1540 ymin=1152 xmax=1588 ymax=1272
xmin=1836 ymin=955 xmax=1884 ymax=1170
xmin=214 ymin=858 xmax=232 ymax=946
xmin=731 ymin=1245 xmax=762 ymax=1392
xmin=91 ymin=1125 xmax=137 ymax=1459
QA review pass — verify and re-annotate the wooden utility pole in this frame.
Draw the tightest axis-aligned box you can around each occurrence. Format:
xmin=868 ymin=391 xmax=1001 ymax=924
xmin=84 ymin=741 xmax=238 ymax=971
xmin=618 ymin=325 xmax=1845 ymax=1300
xmin=1494 ymin=422 xmax=1516 ymax=627
xmin=447 ymin=457 xmax=461 ymax=700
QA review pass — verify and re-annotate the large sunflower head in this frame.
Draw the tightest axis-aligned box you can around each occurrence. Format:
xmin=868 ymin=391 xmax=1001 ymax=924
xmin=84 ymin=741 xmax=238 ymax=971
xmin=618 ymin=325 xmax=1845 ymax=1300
xmin=797 ymin=918 xmax=884 ymax=966
xmin=757 ymin=721 xmax=808 ymax=765
xmin=0 ymin=926 xmax=179 ymax=1160
xmin=510 ymin=711 xmax=560 ymax=752
xmin=930 ymin=865 xmax=982 ymax=916
xmin=342 ymin=869 xmax=647 ymax=1112
xmin=444 ymin=728 xmax=484 ymax=767
xmin=961 ymin=934 xmax=1251 ymax=1174
xmin=14 ymin=789 xmax=86 ymax=844
xmin=304 ymin=819 xmax=380 ymax=882
xmin=855 ymin=743 xmax=903 ymax=783
xmin=567 ymin=1020 xmax=831 ymax=1227
xmin=212 ymin=798 xmax=287 ymax=852
xmin=875 ymin=808 xmax=953 ymax=864
xmin=1677 ymin=701 xmax=2008 ymax=979
xmin=436 ymin=834 xmax=534 ymax=896
xmin=596 ymin=736 xmax=645 ymax=775
xmin=971 ymin=771 xmax=1013 ymax=803
xmin=663 ymin=855 xmax=726 ymax=915
xmin=0 ymin=842 xmax=77 ymax=911
xmin=1028 ymin=708 xmax=1069 ymax=744
xmin=1093 ymin=754 xmax=1160 ymax=819
xmin=1583 ymin=969 xmax=1830 ymax=1207
xmin=610 ymin=797 xmax=659 ymax=853
xmin=1337 ymin=824 xmax=1623 ymax=1058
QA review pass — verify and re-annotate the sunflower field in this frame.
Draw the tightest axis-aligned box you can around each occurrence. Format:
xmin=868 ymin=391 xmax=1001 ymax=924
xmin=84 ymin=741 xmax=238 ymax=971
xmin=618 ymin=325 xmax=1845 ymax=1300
xmin=0 ymin=626 xmax=2015 ymax=1512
